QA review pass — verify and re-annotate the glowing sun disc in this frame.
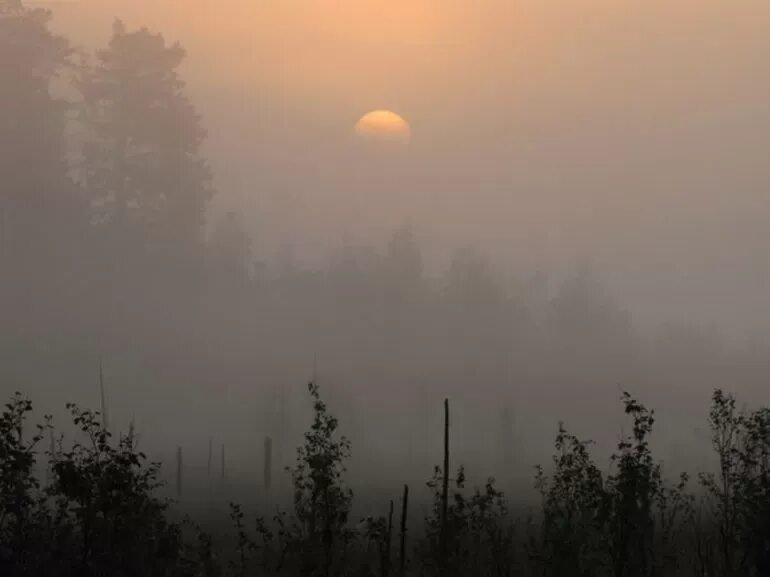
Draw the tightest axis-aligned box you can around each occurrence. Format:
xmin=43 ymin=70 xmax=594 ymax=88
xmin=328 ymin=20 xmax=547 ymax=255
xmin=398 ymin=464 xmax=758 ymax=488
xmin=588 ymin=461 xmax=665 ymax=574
xmin=355 ymin=110 xmax=411 ymax=143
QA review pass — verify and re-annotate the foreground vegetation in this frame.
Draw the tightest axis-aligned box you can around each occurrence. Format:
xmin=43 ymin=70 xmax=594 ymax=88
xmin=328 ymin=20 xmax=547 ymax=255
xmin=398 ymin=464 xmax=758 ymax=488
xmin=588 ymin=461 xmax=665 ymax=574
xmin=2 ymin=383 xmax=770 ymax=577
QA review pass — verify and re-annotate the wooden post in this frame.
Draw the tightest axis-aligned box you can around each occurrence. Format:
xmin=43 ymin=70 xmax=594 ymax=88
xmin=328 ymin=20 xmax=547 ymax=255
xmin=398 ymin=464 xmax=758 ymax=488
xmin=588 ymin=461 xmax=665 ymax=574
xmin=128 ymin=417 xmax=136 ymax=448
xmin=277 ymin=386 xmax=286 ymax=470
xmin=500 ymin=403 xmax=514 ymax=477
xmin=399 ymin=484 xmax=409 ymax=577
xmin=440 ymin=399 xmax=450 ymax=573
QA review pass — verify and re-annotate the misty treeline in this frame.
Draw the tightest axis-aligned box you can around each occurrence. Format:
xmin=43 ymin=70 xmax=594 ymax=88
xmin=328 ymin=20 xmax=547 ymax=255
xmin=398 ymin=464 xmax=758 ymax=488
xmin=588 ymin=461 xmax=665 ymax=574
xmin=3 ymin=1 xmax=770 ymax=478
xmin=3 ymin=383 xmax=770 ymax=577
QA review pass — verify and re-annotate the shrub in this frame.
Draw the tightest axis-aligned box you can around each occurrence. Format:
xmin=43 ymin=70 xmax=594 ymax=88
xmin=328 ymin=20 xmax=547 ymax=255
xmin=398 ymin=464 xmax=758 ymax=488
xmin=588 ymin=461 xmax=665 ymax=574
xmin=286 ymin=382 xmax=353 ymax=577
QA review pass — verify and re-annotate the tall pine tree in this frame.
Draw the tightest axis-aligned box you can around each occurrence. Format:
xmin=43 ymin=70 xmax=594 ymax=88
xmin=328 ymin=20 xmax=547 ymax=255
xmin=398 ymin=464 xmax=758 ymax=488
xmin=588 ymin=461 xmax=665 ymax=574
xmin=0 ymin=0 xmax=79 ymax=308
xmin=80 ymin=20 xmax=212 ymax=274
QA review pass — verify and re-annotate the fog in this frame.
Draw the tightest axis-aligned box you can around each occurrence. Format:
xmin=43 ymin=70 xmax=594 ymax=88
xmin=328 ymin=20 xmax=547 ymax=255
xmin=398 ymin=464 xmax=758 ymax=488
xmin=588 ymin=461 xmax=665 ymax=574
xmin=3 ymin=0 xmax=770 ymax=497
xmin=45 ymin=0 xmax=770 ymax=332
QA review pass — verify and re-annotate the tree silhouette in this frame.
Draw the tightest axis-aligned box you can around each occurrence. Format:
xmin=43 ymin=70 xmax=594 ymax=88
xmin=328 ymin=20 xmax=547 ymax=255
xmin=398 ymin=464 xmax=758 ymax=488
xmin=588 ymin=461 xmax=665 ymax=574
xmin=288 ymin=382 xmax=353 ymax=577
xmin=0 ymin=0 xmax=80 ymax=295
xmin=79 ymin=20 xmax=213 ymax=271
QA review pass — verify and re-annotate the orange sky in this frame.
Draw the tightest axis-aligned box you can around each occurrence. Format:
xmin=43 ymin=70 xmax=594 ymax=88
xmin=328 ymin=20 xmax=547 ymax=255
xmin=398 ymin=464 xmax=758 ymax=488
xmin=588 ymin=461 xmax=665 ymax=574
xmin=51 ymin=0 xmax=770 ymax=146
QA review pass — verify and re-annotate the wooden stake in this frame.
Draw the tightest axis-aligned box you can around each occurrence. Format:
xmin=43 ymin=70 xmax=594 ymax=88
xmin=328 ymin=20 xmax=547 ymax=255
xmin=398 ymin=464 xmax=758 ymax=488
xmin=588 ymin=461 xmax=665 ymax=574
xmin=440 ymin=398 xmax=449 ymax=574
xmin=399 ymin=484 xmax=409 ymax=577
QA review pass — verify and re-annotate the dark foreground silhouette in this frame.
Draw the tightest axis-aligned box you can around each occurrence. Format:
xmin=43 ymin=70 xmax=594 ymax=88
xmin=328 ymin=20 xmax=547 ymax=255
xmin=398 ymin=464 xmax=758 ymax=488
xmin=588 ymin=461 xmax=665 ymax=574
xmin=1 ymin=383 xmax=769 ymax=577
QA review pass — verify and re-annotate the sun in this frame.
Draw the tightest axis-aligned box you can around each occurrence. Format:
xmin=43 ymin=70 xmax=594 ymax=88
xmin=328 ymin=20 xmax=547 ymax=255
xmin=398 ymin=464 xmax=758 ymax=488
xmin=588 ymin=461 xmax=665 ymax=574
xmin=354 ymin=110 xmax=411 ymax=144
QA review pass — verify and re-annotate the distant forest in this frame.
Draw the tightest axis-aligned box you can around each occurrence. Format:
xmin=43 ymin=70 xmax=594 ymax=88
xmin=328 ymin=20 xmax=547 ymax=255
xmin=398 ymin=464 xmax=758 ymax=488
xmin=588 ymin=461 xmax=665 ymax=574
xmin=3 ymin=1 xmax=769 ymax=461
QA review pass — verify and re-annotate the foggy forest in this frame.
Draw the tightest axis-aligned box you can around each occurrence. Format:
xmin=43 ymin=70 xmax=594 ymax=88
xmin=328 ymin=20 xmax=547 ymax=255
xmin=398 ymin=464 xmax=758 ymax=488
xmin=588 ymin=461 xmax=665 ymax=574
xmin=3 ymin=0 xmax=770 ymax=575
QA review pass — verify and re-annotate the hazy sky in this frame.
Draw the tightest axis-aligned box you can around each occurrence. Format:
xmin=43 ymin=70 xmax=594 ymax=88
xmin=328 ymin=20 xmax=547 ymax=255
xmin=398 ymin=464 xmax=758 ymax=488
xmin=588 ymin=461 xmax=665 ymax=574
xmin=51 ymin=0 xmax=770 ymax=335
